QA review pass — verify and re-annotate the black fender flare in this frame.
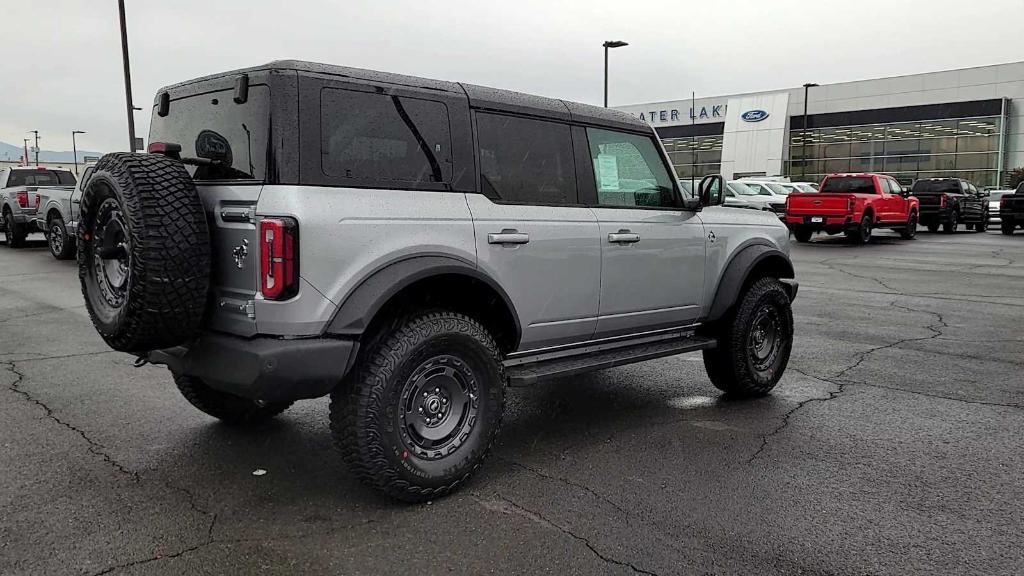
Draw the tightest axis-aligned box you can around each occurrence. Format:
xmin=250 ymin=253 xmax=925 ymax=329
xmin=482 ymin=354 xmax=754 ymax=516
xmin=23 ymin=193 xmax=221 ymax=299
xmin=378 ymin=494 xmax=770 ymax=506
xmin=705 ymin=243 xmax=796 ymax=323
xmin=325 ymin=255 xmax=521 ymax=344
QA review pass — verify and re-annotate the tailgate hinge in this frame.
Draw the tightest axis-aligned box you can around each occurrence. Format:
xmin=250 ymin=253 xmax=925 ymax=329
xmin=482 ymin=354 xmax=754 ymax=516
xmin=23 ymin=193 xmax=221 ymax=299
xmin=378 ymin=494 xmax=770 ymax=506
xmin=244 ymin=300 xmax=256 ymax=319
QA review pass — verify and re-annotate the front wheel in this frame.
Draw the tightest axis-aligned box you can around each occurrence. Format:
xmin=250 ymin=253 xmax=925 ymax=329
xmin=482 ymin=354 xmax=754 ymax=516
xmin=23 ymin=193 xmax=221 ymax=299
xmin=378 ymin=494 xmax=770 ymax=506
xmin=47 ymin=217 xmax=75 ymax=260
xmin=703 ymin=277 xmax=794 ymax=397
xmin=331 ymin=311 xmax=505 ymax=502
xmin=900 ymin=211 xmax=918 ymax=239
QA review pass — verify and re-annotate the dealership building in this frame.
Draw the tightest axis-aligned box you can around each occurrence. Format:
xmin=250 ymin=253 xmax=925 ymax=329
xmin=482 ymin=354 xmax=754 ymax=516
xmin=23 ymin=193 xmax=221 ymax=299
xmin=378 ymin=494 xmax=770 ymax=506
xmin=615 ymin=61 xmax=1024 ymax=187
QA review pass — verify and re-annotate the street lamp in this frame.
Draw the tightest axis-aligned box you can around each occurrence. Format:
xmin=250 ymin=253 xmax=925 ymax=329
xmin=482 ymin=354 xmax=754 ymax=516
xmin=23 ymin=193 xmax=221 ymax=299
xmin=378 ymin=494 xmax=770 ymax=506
xmin=28 ymin=130 xmax=40 ymax=166
xmin=71 ymin=131 xmax=86 ymax=175
xmin=801 ymin=83 xmax=819 ymax=180
xmin=603 ymin=40 xmax=628 ymax=108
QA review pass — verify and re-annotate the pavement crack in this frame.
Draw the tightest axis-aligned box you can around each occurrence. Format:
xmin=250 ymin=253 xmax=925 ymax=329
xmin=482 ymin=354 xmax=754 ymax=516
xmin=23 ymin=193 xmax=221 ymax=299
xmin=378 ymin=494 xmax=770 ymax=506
xmin=3 ymin=360 xmax=139 ymax=481
xmin=496 ymin=455 xmax=631 ymax=517
xmin=833 ymin=299 xmax=946 ymax=380
xmin=820 ymin=258 xmax=901 ymax=293
xmin=747 ymin=367 xmax=844 ymax=464
xmin=480 ymin=493 xmax=660 ymax=576
xmin=840 ymin=379 xmax=1023 ymax=410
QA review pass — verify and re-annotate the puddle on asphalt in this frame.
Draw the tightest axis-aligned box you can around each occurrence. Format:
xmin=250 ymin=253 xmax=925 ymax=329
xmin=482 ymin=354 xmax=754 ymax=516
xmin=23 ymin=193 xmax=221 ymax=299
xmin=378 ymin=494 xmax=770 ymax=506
xmin=667 ymin=395 xmax=716 ymax=409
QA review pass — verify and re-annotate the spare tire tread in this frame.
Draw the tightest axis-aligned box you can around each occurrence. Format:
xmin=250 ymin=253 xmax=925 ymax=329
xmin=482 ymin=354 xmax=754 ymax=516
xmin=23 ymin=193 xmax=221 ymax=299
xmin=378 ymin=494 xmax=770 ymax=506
xmin=78 ymin=153 xmax=210 ymax=352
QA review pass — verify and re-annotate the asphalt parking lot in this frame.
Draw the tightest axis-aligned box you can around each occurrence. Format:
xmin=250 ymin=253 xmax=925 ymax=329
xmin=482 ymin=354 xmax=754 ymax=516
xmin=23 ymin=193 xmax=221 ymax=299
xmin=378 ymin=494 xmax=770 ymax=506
xmin=1 ymin=228 xmax=1022 ymax=576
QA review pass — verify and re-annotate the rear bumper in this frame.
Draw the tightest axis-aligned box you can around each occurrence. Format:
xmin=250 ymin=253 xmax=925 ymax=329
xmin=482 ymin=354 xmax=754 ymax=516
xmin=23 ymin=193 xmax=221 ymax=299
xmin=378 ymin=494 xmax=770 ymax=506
xmin=785 ymin=214 xmax=854 ymax=232
xmin=147 ymin=332 xmax=358 ymax=403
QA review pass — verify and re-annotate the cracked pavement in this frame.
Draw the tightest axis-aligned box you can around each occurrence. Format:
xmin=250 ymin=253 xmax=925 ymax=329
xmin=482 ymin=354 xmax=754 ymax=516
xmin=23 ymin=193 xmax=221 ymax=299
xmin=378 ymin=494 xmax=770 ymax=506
xmin=1 ymin=229 xmax=1023 ymax=575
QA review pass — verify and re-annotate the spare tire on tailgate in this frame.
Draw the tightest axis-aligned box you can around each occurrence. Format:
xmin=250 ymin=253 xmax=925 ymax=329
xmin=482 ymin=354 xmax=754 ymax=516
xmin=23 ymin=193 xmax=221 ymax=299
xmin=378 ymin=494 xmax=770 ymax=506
xmin=78 ymin=153 xmax=211 ymax=353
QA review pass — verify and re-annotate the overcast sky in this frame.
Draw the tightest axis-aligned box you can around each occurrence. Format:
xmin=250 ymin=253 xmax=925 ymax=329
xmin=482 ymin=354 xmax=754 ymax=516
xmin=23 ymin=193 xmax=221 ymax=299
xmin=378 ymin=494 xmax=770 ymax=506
xmin=3 ymin=0 xmax=1021 ymax=153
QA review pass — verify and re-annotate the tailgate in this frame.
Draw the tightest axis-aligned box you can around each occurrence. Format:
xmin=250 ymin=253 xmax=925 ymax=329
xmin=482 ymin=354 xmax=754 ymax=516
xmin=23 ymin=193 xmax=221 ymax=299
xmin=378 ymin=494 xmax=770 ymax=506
xmin=786 ymin=193 xmax=851 ymax=216
xmin=198 ymin=184 xmax=261 ymax=337
xmin=915 ymin=194 xmax=943 ymax=209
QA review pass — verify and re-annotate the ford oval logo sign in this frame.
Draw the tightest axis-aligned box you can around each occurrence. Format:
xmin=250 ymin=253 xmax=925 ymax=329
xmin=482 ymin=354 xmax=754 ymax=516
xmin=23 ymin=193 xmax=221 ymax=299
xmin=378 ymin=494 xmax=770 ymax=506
xmin=741 ymin=110 xmax=770 ymax=122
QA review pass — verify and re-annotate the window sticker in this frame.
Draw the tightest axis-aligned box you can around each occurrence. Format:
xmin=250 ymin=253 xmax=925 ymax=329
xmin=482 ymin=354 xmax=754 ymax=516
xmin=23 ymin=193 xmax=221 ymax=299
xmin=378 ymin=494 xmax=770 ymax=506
xmin=597 ymin=154 xmax=620 ymax=191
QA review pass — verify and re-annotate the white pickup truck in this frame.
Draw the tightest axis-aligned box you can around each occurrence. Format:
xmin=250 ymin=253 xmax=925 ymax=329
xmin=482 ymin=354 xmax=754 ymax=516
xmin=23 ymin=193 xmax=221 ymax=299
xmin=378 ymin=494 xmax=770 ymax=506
xmin=0 ymin=166 xmax=78 ymax=253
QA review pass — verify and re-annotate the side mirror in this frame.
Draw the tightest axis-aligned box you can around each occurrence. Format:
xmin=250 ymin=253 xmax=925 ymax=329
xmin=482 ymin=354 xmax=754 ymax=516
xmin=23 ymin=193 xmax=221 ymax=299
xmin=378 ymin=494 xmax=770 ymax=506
xmin=698 ymin=175 xmax=726 ymax=207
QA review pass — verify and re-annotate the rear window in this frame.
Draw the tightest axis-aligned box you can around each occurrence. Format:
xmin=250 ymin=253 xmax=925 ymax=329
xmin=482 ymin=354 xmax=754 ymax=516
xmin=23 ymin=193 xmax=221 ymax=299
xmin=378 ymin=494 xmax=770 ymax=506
xmin=321 ymin=88 xmax=452 ymax=185
xmin=911 ymin=180 xmax=961 ymax=194
xmin=6 ymin=169 xmax=76 ymax=187
xmin=149 ymin=85 xmax=270 ymax=181
xmin=821 ymin=177 xmax=876 ymax=194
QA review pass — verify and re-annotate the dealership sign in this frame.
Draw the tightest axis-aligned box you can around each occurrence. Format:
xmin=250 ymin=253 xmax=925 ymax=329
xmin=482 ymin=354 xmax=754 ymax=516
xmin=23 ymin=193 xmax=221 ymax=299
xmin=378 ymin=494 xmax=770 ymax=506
xmin=637 ymin=104 xmax=725 ymax=124
xmin=741 ymin=109 xmax=770 ymax=122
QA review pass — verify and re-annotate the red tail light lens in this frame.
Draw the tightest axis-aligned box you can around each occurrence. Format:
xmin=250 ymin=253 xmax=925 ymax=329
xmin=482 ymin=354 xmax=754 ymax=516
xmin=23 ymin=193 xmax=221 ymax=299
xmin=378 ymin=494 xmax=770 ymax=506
xmin=940 ymin=195 xmax=947 ymax=208
xmin=15 ymin=191 xmax=28 ymax=207
xmin=259 ymin=217 xmax=299 ymax=301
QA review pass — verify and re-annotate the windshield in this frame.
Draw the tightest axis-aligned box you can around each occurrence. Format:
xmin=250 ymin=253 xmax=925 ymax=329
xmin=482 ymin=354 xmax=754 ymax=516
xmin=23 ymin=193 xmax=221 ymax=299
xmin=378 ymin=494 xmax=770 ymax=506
xmin=6 ymin=169 xmax=76 ymax=187
xmin=745 ymin=182 xmax=788 ymax=195
xmin=678 ymin=180 xmax=694 ymax=197
xmin=727 ymin=181 xmax=760 ymax=196
xmin=793 ymin=183 xmax=817 ymax=193
xmin=912 ymin=180 xmax=961 ymax=194
xmin=821 ymin=176 xmax=876 ymax=194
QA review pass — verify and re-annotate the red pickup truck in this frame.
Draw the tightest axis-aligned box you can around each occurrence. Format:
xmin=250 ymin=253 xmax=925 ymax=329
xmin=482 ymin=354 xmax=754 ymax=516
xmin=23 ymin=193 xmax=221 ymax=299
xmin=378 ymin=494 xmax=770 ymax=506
xmin=785 ymin=173 xmax=919 ymax=244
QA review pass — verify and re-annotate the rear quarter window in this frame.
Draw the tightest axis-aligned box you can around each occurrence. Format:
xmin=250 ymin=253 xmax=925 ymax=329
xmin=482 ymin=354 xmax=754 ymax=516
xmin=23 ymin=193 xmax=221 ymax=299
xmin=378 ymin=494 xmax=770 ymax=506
xmin=149 ymin=85 xmax=270 ymax=181
xmin=320 ymin=88 xmax=453 ymax=186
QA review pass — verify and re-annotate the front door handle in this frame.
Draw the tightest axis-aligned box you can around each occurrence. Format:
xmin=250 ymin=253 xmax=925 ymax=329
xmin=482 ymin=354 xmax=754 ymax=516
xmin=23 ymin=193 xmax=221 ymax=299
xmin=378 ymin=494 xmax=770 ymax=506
xmin=488 ymin=230 xmax=530 ymax=245
xmin=608 ymin=230 xmax=640 ymax=244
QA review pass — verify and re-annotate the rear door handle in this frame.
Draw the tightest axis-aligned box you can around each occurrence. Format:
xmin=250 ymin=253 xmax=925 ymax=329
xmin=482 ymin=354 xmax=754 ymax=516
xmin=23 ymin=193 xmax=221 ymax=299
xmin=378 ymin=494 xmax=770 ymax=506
xmin=608 ymin=231 xmax=640 ymax=244
xmin=487 ymin=230 xmax=530 ymax=245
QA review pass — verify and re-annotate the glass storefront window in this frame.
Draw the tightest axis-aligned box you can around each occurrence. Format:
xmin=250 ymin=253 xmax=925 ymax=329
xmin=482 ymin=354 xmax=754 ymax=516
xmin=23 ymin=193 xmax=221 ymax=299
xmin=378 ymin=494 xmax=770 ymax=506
xmin=917 ymin=120 xmax=958 ymax=138
xmin=957 ymin=118 xmax=1000 ymax=136
xmin=957 ymin=135 xmax=999 ymax=153
xmin=918 ymin=154 xmax=957 ymax=171
xmin=885 ymin=139 xmax=920 ymax=155
xmin=955 ymin=152 xmax=998 ymax=170
xmin=918 ymin=137 xmax=958 ymax=155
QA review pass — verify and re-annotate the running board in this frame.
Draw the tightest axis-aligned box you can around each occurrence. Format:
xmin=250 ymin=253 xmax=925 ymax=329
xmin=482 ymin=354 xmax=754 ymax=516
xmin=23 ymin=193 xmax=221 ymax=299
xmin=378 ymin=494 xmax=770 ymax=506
xmin=504 ymin=334 xmax=716 ymax=386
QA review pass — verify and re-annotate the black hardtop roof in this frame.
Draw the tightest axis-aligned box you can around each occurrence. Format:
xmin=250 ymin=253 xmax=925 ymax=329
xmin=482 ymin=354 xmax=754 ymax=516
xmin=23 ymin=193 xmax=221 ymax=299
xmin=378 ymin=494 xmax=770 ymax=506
xmin=157 ymin=60 xmax=647 ymax=132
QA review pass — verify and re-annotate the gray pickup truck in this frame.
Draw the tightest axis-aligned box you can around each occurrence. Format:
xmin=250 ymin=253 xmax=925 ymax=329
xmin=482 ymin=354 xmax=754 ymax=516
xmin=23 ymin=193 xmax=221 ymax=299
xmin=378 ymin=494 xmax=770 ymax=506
xmin=30 ymin=164 xmax=94 ymax=259
xmin=76 ymin=61 xmax=798 ymax=502
xmin=0 ymin=166 xmax=77 ymax=249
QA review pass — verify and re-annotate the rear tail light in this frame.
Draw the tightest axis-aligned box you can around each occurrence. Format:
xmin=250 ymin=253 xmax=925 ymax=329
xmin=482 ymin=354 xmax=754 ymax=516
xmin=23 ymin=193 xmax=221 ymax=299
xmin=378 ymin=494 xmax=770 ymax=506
xmin=1001 ymin=197 xmax=1009 ymax=209
xmin=14 ymin=191 xmax=36 ymax=209
xmin=940 ymin=195 xmax=947 ymax=208
xmin=259 ymin=217 xmax=299 ymax=301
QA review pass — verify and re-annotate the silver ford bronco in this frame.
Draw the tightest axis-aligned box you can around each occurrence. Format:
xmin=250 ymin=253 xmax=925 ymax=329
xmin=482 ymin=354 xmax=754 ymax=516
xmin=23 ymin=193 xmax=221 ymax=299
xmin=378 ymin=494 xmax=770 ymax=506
xmin=77 ymin=61 xmax=797 ymax=501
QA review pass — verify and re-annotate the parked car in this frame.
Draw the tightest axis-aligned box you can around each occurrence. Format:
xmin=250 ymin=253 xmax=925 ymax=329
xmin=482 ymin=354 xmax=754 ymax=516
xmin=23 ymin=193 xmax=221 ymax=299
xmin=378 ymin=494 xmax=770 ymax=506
xmin=785 ymin=182 xmax=817 ymax=193
xmin=0 ymin=166 xmax=77 ymax=247
xmin=742 ymin=180 xmax=791 ymax=198
xmin=985 ymin=189 xmax=1015 ymax=225
xmin=724 ymin=180 xmax=775 ymax=211
xmin=75 ymin=60 xmax=798 ymax=502
xmin=785 ymin=173 xmax=919 ymax=244
xmin=999 ymin=182 xmax=1024 ymax=235
xmin=29 ymin=164 xmax=95 ymax=259
xmin=910 ymin=178 xmax=988 ymax=233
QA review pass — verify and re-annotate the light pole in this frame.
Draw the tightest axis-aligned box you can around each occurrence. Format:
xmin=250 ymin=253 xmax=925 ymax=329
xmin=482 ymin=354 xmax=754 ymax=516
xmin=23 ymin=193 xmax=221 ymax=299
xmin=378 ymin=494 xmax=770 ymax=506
xmin=22 ymin=139 xmax=30 ymax=166
xmin=801 ymin=83 xmax=818 ymax=180
xmin=118 ymin=0 xmax=138 ymax=152
xmin=603 ymin=40 xmax=628 ymax=108
xmin=28 ymin=130 xmax=40 ymax=166
xmin=72 ymin=131 xmax=86 ymax=175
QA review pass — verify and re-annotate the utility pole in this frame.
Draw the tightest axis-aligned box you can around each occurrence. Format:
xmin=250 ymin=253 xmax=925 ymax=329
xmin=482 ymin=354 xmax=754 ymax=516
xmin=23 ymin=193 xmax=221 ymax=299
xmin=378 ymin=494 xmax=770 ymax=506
xmin=72 ymin=131 xmax=86 ymax=175
xmin=118 ymin=0 xmax=138 ymax=152
xmin=29 ymin=130 xmax=40 ymax=166
xmin=22 ymin=139 xmax=30 ymax=166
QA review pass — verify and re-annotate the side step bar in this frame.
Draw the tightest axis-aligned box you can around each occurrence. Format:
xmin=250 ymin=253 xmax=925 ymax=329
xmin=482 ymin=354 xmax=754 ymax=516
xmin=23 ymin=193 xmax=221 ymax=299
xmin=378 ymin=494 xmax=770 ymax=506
xmin=505 ymin=333 xmax=717 ymax=386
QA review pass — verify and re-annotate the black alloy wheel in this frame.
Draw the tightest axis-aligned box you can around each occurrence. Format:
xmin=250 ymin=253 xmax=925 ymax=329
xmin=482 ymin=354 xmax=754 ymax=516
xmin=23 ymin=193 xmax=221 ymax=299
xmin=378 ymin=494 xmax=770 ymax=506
xmin=900 ymin=211 xmax=918 ymax=239
xmin=398 ymin=355 xmax=480 ymax=461
xmin=944 ymin=210 xmax=958 ymax=233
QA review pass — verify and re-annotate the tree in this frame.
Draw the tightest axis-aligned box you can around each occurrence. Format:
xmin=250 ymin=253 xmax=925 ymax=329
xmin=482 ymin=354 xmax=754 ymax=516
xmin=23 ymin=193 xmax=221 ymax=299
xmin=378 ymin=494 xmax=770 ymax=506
xmin=1008 ymin=167 xmax=1024 ymax=190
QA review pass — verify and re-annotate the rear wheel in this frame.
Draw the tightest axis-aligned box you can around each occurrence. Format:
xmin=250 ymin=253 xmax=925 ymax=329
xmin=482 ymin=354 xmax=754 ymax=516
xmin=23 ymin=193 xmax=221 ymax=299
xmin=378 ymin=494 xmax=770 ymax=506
xmin=703 ymin=277 xmax=793 ymax=397
xmin=900 ymin=210 xmax=918 ymax=239
xmin=3 ymin=209 xmax=26 ymax=248
xmin=846 ymin=214 xmax=872 ymax=245
xmin=926 ymin=222 xmax=940 ymax=233
xmin=174 ymin=374 xmax=292 ymax=426
xmin=47 ymin=217 xmax=75 ymax=260
xmin=331 ymin=311 xmax=505 ymax=502
xmin=943 ymin=210 xmax=958 ymax=233
xmin=975 ymin=218 xmax=988 ymax=232
xmin=1002 ymin=221 xmax=1015 ymax=235
xmin=793 ymin=228 xmax=813 ymax=243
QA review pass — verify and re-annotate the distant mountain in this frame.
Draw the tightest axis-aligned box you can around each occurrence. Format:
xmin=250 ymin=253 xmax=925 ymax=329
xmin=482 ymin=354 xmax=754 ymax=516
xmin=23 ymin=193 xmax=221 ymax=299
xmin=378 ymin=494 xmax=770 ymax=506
xmin=0 ymin=141 xmax=105 ymax=164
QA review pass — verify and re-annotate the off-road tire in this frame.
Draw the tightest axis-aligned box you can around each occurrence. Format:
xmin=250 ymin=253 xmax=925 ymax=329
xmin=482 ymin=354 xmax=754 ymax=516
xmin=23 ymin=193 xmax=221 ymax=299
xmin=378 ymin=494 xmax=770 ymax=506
xmin=78 ymin=153 xmax=210 ymax=353
xmin=173 ymin=373 xmax=292 ymax=426
xmin=331 ymin=311 xmax=505 ymax=502
xmin=703 ymin=277 xmax=793 ymax=397
xmin=793 ymin=229 xmax=813 ymax=243
xmin=3 ymin=209 xmax=27 ymax=248
xmin=47 ymin=217 xmax=75 ymax=260
xmin=1002 ymin=221 xmax=1015 ymax=235
xmin=943 ymin=210 xmax=958 ymax=233
xmin=846 ymin=214 xmax=872 ymax=244
xmin=926 ymin=222 xmax=940 ymax=233
xmin=899 ymin=210 xmax=918 ymax=240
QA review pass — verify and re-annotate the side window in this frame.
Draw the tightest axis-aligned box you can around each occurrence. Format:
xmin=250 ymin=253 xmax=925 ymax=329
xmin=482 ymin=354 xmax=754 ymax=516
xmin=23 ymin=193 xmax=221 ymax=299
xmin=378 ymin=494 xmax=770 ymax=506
xmin=960 ymin=181 xmax=970 ymax=194
xmin=968 ymin=183 xmax=978 ymax=195
xmin=476 ymin=113 xmax=576 ymax=204
xmin=321 ymin=88 xmax=452 ymax=185
xmin=585 ymin=128 xmax=675 ymax=208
